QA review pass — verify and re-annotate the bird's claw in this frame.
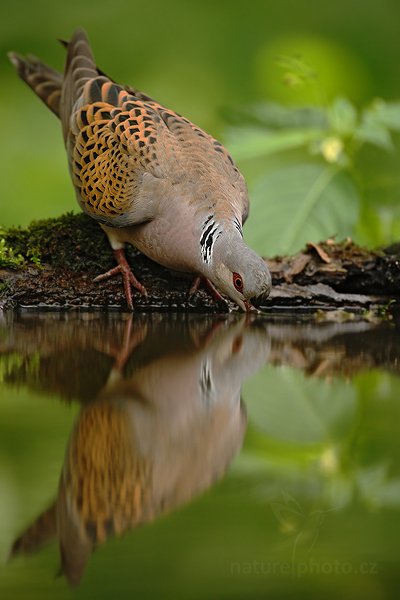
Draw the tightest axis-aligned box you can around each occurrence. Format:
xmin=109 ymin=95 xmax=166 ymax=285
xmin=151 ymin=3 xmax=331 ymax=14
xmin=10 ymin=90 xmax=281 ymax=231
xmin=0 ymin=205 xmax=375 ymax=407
xmin=188 ymin=276 xmax=230 ymax=309
xmin=94 ymin=249 xmax=147 ymax=310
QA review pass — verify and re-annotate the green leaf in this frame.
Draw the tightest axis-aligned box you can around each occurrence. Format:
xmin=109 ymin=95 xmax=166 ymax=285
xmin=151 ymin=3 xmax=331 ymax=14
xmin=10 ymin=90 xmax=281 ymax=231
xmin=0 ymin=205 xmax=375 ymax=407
xmin=355 ymin=100 xmax=400 ymax=150
xmin=355 ymin=117 xmax=393 ymax=150
xmin=357 ymin=464 xmax=400 ymax=509
xmin=328 ymin=97 xmax=357 ymax=136
xmin=245 ymin=163 xmax=359 ymax=256
xmin=223 ymin=102 xmax=328 ymax=130
xmin=244 ymin=366 xmax=357 ymax=446
xmin=355 ymin=123 xmax=393 ymax=150
xmin=226 ymin=127 xmax=323 ymax=161
xmin=366 ymin=99 xmax=400 ymax=131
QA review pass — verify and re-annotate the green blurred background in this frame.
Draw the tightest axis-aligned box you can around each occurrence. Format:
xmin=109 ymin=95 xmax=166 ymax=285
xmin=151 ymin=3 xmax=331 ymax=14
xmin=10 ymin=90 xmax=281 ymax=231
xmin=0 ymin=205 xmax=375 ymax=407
xmin=1 ymin=0 xmax=400 ymax=256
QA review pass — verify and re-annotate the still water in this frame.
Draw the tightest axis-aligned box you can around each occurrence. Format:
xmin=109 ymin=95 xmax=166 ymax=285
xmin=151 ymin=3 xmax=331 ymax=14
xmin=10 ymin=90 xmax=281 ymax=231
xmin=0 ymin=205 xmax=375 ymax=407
xmin=0 ymin=311 xmax=399 ymax=599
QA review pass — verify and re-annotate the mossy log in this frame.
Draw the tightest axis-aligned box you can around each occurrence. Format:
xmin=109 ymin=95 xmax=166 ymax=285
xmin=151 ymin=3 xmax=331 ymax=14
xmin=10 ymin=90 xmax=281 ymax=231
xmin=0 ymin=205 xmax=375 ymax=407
xmin=1 ymin=213 xmax=400 ymax=314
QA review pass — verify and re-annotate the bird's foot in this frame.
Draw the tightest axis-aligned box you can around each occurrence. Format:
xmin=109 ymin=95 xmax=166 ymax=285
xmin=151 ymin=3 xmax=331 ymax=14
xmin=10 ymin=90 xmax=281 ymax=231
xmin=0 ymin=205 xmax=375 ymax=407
xmin=94 ymin=315 xmax=148 ymax=374
xmin=93 ymin=248 xmax=147 ymax=310
xmin=188 ymin=276 xmax=230 ymax=309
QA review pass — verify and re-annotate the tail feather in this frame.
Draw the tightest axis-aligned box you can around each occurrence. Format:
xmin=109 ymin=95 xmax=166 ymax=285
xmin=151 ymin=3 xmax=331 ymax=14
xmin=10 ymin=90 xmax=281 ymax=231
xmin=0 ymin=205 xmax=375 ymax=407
xmin=9 ymin=503 xmax=57 ymax=559
xmin=60 ymin=29 xmax=98 ymax=135
xmin=59 ymin=35 xmax=156 ymax=104
xmin=8 ymin=52 xmax=62 ymax=117
xmin=9 ymin=29 xmax=156 ymax=131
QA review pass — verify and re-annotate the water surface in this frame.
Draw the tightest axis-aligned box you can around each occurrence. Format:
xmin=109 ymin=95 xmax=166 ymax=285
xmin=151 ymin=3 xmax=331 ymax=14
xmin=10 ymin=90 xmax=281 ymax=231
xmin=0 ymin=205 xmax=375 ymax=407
xmin=0 ymin=312 xmax=399 ymax=599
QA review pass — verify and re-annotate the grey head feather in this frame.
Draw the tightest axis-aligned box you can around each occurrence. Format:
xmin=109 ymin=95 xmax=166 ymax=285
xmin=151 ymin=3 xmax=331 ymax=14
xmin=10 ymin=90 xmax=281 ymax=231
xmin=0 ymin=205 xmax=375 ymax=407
xmin=203 ymin=225 xmax=271 ymax=310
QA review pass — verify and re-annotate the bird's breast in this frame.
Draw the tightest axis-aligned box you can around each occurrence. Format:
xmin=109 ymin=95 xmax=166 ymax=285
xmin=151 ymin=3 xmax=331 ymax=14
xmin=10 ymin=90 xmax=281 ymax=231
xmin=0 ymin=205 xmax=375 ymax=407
xmin=125 ymin=215 xmax=200 ymax=273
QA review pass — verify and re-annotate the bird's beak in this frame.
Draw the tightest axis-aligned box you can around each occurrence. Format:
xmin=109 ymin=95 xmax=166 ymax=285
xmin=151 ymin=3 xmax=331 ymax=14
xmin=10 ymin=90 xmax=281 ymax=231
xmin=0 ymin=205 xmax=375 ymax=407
xmin=243 ymin=300 xmax=259 ymax=313
xmin=249 ymin=287 xmax=271 ymax=311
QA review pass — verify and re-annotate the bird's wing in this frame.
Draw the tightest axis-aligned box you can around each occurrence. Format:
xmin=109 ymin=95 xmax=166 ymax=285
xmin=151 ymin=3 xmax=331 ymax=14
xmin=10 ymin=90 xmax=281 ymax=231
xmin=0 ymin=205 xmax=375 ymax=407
xmin=142 ymin=105 xmax=250 ymax=224
xmin=67 ymin=78 xmax=170 ymax=224
xmin=67 ymin=76 xmax=249 ymax=227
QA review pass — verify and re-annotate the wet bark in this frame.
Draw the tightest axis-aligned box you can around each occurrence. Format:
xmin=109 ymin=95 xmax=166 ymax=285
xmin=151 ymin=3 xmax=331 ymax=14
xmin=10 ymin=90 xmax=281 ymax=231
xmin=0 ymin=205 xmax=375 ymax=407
xmin=1 ymin=213 xmax=399 ymax=314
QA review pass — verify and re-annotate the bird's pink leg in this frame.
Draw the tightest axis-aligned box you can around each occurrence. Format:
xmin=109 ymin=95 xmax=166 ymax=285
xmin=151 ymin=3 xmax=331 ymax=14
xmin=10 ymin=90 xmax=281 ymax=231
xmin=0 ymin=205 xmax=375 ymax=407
xmin=93 ymin=248 xmax=147 ymax=310
xmin=188 ymin=275 xmax=229 ymax=306
xmin=94 ymin=316 xmax=148 ymax=373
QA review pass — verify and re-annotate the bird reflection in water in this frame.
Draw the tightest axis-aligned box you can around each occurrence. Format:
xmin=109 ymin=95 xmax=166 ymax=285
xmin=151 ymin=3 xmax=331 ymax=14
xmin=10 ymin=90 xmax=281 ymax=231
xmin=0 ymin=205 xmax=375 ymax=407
xmin=9 ymin=315 xmax=268 ymax=585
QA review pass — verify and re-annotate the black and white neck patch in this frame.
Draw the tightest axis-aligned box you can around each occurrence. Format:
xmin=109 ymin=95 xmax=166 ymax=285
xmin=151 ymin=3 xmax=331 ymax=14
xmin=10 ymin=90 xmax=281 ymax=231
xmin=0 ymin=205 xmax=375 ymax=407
xmin=233 ymin=217 xmax=243 ymax=237
xmin=199 ymin=359 xmax=215 ymax=406
xmin=200 ymin=215 xmax=222 ymax=264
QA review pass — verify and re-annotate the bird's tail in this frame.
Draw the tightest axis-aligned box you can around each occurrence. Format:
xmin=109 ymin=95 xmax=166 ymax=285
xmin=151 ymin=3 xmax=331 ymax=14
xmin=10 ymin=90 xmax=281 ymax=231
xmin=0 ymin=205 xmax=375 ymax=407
xmin=62 ymin=29 xmax=97 ymax=105
xmin=8 ymin=503 xmax=57 ymax=559
xmin=8 ymin=28 xmax=98 ymax=127
xmin=8 ymin=51 xmax=63 ymax=117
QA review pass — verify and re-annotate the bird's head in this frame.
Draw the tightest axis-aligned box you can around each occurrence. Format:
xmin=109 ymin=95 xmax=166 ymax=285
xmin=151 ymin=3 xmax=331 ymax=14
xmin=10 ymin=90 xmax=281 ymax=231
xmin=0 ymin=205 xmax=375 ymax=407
xmin=208 ymin=230 xmax=272 ymax=312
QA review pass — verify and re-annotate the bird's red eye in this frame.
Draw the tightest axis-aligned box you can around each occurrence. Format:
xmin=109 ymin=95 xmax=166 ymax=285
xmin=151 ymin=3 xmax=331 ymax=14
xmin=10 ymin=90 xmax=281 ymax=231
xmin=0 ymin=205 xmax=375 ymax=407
xmin=233 ymin=272 xmax=243 ymax=291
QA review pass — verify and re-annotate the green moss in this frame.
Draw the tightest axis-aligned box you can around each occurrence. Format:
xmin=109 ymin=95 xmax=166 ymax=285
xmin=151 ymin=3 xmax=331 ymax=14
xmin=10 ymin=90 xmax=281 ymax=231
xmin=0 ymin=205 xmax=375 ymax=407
xmin=0 ymin=213 xmax=114 ymax=273
xmin=0 ymin=237 xmax=25 ymax=269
